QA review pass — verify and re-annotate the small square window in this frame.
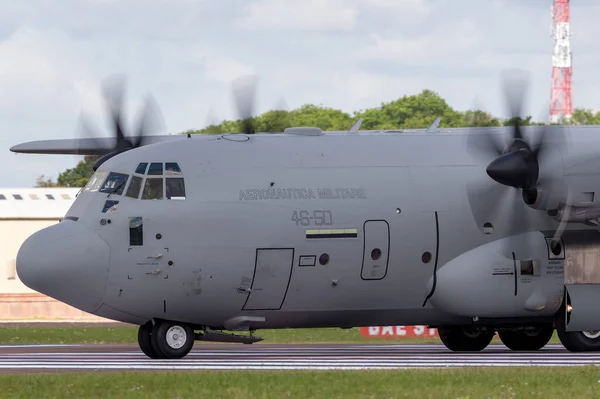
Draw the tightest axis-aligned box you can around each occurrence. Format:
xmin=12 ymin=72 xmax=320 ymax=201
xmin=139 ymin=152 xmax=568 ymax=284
xmin=61 ymin=194 xmax=71 ymax=200
xmin=0 ymin=195 xmax=6 ymax=200
xmin=13 ymin=194 xmax=22 ymax=200
xmin=165 ymin=163 xmax=182 ymax=175
xmin=135 ymin=163 xmax=148 ymax=175
xmin=129 ymin=217 xmax=143 ymax=246
xmin=102 ymin=200 xmax=119 ymax=213
xmin=29 ymin=194 xmax=39 ymax=200
xmin=46 ymin=194 xmax=55 ymax=200
xmin=147 ymin=163 xmax=163 ymax=175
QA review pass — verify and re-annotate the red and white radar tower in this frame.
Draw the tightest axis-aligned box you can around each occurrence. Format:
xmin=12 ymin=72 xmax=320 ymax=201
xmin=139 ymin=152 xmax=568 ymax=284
xmin=549 ymin=0 xmax=573 ymax=124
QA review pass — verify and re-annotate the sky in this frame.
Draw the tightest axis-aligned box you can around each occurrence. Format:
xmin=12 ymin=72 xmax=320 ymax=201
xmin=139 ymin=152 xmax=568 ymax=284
xmin=1 ymin=0 xmax=599 ymax=187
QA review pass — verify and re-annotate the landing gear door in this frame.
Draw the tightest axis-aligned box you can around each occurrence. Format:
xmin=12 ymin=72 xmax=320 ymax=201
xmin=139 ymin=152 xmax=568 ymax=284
xmin=242 ymin=248 xmax=294 ymax=311
xmin=361 ymin=220 xmax=390 ymax=280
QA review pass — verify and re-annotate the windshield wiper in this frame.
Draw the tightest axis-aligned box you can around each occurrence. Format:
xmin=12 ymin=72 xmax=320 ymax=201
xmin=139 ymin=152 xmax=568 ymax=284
xmin=107 ymin=181 xmax=126 ymax=198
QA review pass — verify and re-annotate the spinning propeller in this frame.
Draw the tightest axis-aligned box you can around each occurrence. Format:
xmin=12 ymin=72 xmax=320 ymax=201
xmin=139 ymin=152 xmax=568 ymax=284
xmin=79 ymin=74 xmax=262 ymax=171
xmin=77 ymin=75 xmax=166 ymax=171
xmin=231 ymin=75 xmax=259 ymax=135
xmin=466 ymin=70 xmax=569 ymax=251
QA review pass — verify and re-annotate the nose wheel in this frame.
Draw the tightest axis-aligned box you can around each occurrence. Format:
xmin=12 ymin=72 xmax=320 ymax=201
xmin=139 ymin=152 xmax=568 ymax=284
xmin=137 ymin=319 xmax=195 ymax=359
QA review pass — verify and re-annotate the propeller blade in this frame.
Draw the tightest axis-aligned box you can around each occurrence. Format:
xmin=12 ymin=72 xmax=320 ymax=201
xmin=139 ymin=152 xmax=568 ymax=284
xmin=101 ymin=74 xmax=129 ymax=149
xmin=466 ymin=179 xmax=512 ymax=234
xmin=501 ymin=69 xmax=530 ymax=141
xmin=466 ymin=130 xmax=507 ymax=162
xmin=74 ymin=112 xmax=107 ymax=156
xmin=232 ymin=75 xmax=258 ymax=134
xmin=132 ymin=94 xmax=166 ymax=148
xmin=506 ymin=188 xmax=535 ymax=252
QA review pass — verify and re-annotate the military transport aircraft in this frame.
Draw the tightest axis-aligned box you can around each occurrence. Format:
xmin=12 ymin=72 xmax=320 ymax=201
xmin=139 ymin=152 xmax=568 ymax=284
xmin=10 ymin=73 xmax=600 ymax=359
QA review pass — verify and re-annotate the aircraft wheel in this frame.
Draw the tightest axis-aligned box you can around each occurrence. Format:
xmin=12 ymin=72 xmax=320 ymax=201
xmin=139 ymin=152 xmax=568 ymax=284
xmin=498 ymin=325 xmax=554 ymax=351
xmin=151 ymin=320 xmax=195 ymax=359
xmin=438 ymin=325 xmax=494 ymax=352
xmin=556 ymin=305 xmax=600 ymax=352
xmin=137 ymin=321 xmax=161 ymax=359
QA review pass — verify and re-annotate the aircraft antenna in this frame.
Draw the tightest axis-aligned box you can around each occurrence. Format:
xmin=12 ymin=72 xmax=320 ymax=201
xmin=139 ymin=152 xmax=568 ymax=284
xmin=549 ymin=0 xmax=573 ymax=124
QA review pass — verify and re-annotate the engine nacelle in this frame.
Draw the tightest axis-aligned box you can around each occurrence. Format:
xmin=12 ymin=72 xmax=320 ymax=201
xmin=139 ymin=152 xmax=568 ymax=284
xmin=428 ymin=231 xmax=565 ymax=318
xmin=522 ymin=187 xmax=565 ymax=211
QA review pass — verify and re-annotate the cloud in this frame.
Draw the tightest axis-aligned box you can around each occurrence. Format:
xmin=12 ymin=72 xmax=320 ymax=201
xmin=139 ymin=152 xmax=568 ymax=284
xmin=0 ymin=0 xmax=599 ymax=188
xmin=358 ymin=0 xmax=432 ymax=22
xmin=234 ymin=0 xmax=358 ymax=31
xmin=355 ymin=19 xmax=480 ymax=64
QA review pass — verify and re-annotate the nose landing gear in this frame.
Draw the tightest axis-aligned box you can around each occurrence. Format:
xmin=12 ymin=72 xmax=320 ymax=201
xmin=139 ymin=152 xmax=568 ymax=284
xmin=137 ymin=319 xmax=195 ymax=359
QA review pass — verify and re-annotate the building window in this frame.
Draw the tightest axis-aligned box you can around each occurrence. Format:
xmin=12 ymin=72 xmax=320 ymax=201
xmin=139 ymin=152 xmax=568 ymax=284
xmin=29 ymin=194 xmax=39 ymax=200
xmin=13 ymin=194 xmax=22 ymax=200
xmin=46 ymin=194 xmax=55 ymax=200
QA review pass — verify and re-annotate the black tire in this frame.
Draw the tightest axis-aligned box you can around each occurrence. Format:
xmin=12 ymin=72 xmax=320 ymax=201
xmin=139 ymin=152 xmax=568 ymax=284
xmin=556 ymin=305 xmax=600 ymax=352
xmin=138 ymin=321 xmax=161 ymax=359
xmin=498 ymin=325 xmax=554 ymax=351
xmin=151 ymin=320 xmax=195 ymax=359
xmin=438 ymin=325 xmax=495 ymax=352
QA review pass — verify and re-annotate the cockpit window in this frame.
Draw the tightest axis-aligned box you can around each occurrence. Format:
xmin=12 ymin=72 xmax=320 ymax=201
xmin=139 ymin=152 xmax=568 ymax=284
xmin=83 ymin=171 xmax=109 ymax=193
xmin=165 ymin=163 xmax=182 ymax=175
xmin=147 ymin=163 xmax=163 ymax=176
xmin=99 ymin=172 xmax=129 ymax=195
xmin=126 ymin=176 xmax=143 ymax=199
xmin=135 ymin=163 xmax=148 ymax=175
xmin=166 ymin=178 xmax=186 ymax=200
xmin=142 ymin=177 xmax=163 ymax=200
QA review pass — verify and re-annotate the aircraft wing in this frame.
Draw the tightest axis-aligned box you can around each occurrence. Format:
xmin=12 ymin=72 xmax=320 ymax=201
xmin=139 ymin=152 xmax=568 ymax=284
xmin=9 ymin=134 xmax=185 ymax=155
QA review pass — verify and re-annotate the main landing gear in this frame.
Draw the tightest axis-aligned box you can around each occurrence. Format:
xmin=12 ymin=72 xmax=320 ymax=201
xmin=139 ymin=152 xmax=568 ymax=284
xmin=437 ymin=325 xmax=495 ymax=351
xmin=497 ymin=325 xmax=554 ymax=351
xmin=438 ymin=324 xmax=554 ymax=352
xmin=138 ymin=319 xmax=195 ymax=359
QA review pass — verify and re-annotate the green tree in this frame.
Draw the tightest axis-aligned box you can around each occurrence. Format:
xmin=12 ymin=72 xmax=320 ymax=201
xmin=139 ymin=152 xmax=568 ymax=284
xmin=35 ymin=175 xmax=59 ymax=187
xmin=51 ymin=90 xmax=600 ymax=185
xmin=568 ymin=109 xmax=600 ymax=125
xmin=57 ymin=156 xmax=98 ymax=187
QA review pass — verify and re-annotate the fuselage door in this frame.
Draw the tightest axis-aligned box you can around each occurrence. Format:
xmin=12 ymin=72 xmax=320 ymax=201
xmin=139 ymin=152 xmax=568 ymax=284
xmin=361 ymin=220 xmax=390 ymax=280
xmin=242 ymin=248 xmax=294 ymax=311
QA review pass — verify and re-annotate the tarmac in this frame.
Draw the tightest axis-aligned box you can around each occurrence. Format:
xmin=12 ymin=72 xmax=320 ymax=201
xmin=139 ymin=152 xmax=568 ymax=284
xmin=1 ymin=343 xmax=600 ymax=373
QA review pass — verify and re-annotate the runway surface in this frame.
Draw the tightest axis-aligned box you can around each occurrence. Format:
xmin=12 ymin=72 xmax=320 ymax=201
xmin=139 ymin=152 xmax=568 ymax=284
xmin=1 ymin=343 xmax=600 ymax=372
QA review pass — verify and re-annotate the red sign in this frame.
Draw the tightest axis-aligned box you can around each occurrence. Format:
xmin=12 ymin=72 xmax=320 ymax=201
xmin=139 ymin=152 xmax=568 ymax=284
xmin=360 ymin=325 xmax=439 ymax=338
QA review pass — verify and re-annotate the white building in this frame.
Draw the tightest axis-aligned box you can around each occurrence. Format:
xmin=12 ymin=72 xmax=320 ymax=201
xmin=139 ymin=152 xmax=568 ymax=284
xmin=0 ymin=187 xmax=107 ymax=321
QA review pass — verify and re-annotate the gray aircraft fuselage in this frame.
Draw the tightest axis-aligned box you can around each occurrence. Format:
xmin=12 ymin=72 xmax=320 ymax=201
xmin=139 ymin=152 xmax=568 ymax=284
xmin=15 ymin=125 xmax=600 ymax=332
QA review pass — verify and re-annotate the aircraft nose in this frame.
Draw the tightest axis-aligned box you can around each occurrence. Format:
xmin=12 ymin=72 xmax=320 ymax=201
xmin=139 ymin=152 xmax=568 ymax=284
xmin=16 ymin=220 xmax=110 ymax=314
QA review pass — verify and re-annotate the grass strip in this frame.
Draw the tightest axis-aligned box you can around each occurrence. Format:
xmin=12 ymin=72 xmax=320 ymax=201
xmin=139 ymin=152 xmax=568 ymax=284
xmin=0 ymin=368 xmax=599 ymax=398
